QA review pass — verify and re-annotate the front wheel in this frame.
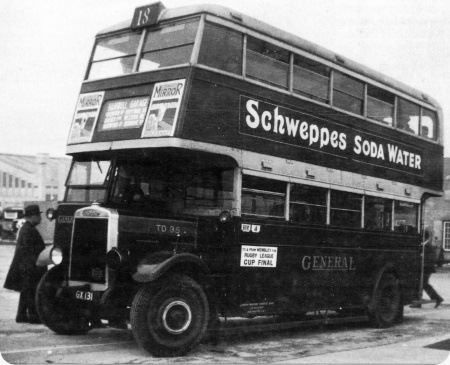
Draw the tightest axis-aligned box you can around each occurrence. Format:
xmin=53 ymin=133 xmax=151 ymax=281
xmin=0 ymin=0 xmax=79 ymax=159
xmin=36 ymin=266 xmax=92 ymax=335
xmin=131 ymin=274 xmax=209 ymax=357
xmin=368 ymin=273 xmax=402 ymax=328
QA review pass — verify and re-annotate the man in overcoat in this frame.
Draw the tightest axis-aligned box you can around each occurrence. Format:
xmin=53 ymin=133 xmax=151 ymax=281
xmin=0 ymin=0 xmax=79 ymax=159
xmin=4 ymin=204 xmax=47 ymax=323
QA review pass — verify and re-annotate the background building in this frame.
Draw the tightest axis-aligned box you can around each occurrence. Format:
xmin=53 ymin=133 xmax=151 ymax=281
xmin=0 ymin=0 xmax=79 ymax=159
xmin=424 ymin=158 xmax=450 ymax=264
xmin=0 ymin=153 xmax=71 ymax=210
xmin=0 ymin=153 xmax=71 ymax=243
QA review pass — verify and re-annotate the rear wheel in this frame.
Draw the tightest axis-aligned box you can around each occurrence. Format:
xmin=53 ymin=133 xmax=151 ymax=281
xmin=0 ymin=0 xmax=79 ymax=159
xmin=369 ymin=273 xmax=402 ymax=328
xmin=131 ymin=274 xmax=209 ymax=357
xmin=36 ymin=266 xmax=92 ymax=335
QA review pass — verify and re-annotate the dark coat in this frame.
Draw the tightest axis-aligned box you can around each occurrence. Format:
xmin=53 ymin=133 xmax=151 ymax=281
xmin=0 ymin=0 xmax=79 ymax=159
xmin=4 ymin=221 xmax=47 ymax=292
xmin=423 ymin=241 xmax=437 ymax=275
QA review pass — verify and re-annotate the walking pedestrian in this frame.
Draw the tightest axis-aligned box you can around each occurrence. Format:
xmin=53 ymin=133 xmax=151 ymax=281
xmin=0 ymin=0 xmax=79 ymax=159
xmin=3 ymin=205 xmax=47 ymax=323
xmin=422 ymin=229 xmax=444 ymax=308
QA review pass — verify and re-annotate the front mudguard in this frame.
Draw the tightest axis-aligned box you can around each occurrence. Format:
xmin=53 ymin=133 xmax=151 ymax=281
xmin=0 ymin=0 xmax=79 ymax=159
xmin=36 ymin=245 xmax=54 ymax=267
xmin=132 ymin=252 xmax=210 ymax=283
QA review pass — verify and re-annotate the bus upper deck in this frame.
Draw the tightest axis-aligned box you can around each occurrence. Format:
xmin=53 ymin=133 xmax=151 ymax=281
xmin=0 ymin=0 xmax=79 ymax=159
xmin=67 ymin=2 xmax=443 ymax=202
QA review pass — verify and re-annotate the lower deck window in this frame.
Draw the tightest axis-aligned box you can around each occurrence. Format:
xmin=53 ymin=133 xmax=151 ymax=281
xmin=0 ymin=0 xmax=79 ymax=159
xmin=330 ymin=190 xmax=362 ymax=228
xmin=242 ymin=175 xmax=285 ymax=218
xmin=240 ymin=175 xmax=418 ymax=235
xmin=289 ymin=184 xmax=327 ymax=225
xmin=364 ymin=196 xmax=392 ymax=231
xmin=394 ymin=201 xmax=418 ymax=233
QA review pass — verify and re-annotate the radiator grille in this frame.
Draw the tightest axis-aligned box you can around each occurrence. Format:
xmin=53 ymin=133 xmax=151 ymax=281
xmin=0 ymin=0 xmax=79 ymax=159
xmin=70 ymin=218 xmax=108 ymax=283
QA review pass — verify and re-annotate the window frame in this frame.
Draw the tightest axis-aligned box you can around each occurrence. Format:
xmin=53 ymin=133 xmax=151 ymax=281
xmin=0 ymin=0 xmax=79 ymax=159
xmin=87 ymin=31 xmax=143 ymax=80
xmin=443 ymin=221 xmax=450 ymax=251
xmin=193 ymin=18 xmax=440 ymax=142
xmin=240 ymin=173 xmax=419 ymax=234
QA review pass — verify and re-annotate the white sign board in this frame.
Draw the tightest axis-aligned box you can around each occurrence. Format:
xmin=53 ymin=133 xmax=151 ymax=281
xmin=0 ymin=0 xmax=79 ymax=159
xmin=240 ymin=245 xmax=278 ymax=268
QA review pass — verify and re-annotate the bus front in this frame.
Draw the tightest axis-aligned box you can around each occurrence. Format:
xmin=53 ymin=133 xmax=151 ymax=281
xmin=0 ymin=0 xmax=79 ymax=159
xmin=37 ymin=3 xmax=239 ymax=356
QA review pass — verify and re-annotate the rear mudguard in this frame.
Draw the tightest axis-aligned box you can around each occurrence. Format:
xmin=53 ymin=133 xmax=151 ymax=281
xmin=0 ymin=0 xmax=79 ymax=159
xmin=132 ymin=252 xmax=210 ymax=283
xmin=368 ymin=263 xmax=400 ymax=311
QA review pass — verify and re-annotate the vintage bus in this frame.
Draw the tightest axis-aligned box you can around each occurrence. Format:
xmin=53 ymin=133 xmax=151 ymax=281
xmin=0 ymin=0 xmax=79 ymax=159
xmin=36 ymin=2 xmax=444 ymax=357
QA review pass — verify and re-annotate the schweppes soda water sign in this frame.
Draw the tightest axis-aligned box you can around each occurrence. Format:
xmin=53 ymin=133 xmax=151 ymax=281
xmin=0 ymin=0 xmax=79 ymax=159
xmin=239 ymin=96 xmax=423 ymax=174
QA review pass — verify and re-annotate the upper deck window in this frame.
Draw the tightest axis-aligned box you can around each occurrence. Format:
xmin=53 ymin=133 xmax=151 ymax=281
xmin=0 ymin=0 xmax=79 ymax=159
xmin=421 ymin=108 xmax=437 ymax=140
xmin=246 ymin=37 xmax=289 ymax=89
xmin=88 ymin=32 xmax=142 ymax=80
xmin=293 ymin=55 xmax=330 ymax=103
xmin=367 ymin=85 xmax=394 ymax=125
xmin=397 ymin=98 xmax=420 ymax=135
xmin=333 ymin=72 xmax=364 ymax=115
xmin=198 ymin=23 xmax=243 ymax=75
xmin=138 ymin=19 xmax=199 ymax=72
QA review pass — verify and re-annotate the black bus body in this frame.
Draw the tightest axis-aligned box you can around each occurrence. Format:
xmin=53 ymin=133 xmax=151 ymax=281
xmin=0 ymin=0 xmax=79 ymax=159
xmin=36 ymin=2 xmax=444 ymax=357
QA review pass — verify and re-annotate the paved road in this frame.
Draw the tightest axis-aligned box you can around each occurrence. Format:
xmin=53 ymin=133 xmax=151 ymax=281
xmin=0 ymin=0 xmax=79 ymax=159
xmin=0 ymin=242 xmax=449 ymax=364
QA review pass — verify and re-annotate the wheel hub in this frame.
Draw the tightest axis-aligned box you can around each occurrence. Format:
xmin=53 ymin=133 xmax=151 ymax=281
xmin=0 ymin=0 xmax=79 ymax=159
xmin=161 ymin=300 xmax=192 ymax=335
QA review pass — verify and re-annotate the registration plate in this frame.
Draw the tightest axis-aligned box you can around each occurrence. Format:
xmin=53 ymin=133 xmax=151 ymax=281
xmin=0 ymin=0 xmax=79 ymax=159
xmin=75 ymin=290 xmax=93 ymax=301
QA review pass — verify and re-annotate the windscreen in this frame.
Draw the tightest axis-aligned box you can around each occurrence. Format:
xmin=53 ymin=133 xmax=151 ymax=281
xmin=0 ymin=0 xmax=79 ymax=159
xmin=65 ymin=159 xmax=112 ymax=203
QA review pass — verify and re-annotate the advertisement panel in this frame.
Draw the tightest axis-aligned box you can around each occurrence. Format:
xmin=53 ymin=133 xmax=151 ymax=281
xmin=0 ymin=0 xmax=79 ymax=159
xmin=141 ymin=79 xmax=186 ymax=138
xmin=68 ymin=92 xmax=104 ymax=144
xmin=97 ymin=96 xmax=150 ymax=131
xmin=240 ymin=96 xmax=423 ymax=176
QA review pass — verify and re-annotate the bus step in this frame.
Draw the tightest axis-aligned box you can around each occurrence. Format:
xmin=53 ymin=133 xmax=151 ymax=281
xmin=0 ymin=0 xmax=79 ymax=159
xmin=209 ymin=315 xmax=369 ymax=336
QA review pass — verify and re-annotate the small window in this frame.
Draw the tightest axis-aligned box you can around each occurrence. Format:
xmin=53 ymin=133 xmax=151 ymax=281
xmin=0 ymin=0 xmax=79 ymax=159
xmin=330 ymin=190 xmax=362 ymax=228
xmin=242 ymin=175 xmax=286 ymax=218
xmin=199 ymin=23 xmax=243 ymax=75
xmin=333 ymin=72 xmax=364 ymax=115
xmin=289 ymin=184 xmax=327 ymax=225
xmin=443 ymin=222 xmax=450 ymax=251
xmin=139 ymin=20 xmax=199 ymax=72
xmin=88 ymin=32 xmax=142 ymax=80
xmin=293 ymin=55 xmax=330 ymax=103
xmin=246 ymin=37 xmax=289 ymax=89
xmin=421 ymin=108 xmax=437 ymax=140
xmin=394 ymin=201 xmax=418 ymax=233
xmin=397 ymin=98 xmax=420 ymax=135
xmin=364 ymin=196 xmax=392 ymax=231
xmin=367 ymin=85 xmax=394 ymax=125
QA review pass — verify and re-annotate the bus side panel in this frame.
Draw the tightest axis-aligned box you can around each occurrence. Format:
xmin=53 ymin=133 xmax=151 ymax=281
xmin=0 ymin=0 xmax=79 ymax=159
xmin=233 ymin=219 xmax=421 ymax=315
xmin=183 ymin=69 xmax=443 ymax=192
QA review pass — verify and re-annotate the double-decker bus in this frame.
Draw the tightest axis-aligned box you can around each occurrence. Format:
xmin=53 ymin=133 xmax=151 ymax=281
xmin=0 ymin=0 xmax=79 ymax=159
xmin=36 ymin=2 xmax=444 ymax=357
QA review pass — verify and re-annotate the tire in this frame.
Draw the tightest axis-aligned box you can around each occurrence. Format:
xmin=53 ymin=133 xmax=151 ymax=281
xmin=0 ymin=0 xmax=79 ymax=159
xmin=368 ymin=273 xmax=402 ymax=328
xmin=131 ymin=274 xmax=209 ymax=357
xmin=36 ymin=266 xmax=92 ymax=335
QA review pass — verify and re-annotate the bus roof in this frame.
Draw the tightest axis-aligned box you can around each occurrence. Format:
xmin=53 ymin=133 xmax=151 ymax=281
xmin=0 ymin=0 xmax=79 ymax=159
xmin=97 ymin=3 xmax=441 ymax=111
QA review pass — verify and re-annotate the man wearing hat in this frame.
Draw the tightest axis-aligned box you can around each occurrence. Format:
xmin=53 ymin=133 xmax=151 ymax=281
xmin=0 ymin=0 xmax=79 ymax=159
xmin=4 ymin=204 xmax=47 ymax=323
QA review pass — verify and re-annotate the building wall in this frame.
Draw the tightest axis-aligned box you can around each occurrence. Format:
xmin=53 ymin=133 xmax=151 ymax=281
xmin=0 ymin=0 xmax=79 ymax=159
xmin=0 ymin=153 xmax=71 ymax=211
xmin=424 ymin=158 xmax=450 ymax=264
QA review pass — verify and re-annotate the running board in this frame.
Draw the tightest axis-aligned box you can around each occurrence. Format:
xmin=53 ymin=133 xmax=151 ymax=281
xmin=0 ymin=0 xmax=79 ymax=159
xmin=210 ymin=315 xmax=369 ymax=336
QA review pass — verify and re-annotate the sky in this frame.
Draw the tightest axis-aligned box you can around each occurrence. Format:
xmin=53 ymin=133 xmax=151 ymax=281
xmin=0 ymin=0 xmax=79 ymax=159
xmin=0 ymin=0 xmax=449 ymax=157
